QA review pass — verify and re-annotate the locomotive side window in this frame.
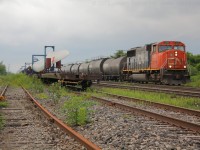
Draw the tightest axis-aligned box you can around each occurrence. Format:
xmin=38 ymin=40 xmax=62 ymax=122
xmin=152 ymin=45 xmax=156 ymax=53
xmin=128 ymin=58 xmax=131 ymax=65
xmin=174 ymin=46 xmax=185 ymax=51
xmin=159 ymin=45 xmax=172 ymax=52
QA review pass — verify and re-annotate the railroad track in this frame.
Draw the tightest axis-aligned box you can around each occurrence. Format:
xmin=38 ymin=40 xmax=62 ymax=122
xmin=96 ymin=91 xmax=200 ymax=117
xmin=87 ymin=93 xmax=200 ymax=133
xmin=93 ymin=81 xmax=200 ymax=98
xmin=0 ymin=86 xmax=100 ymax=150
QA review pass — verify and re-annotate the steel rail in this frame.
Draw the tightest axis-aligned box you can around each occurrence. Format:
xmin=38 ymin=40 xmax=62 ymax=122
xmin=94 ymin=83 xmax=200 ymax=98
xmin=22 ymin=87 xmax=101 ymax=150
xmin=100 ymin=81 xmax=200 ymax=92
xmin=0 ymin=85 xmax=8 ymax=99
xmin=91 ymin=96 xmax=200 ymax=133
xmin=98 ymin=91 xmax=200 ymax=117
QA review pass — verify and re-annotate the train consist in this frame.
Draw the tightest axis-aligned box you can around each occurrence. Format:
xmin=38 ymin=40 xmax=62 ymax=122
xmin=25 ymin=41 xmax=190 ymax=90
xmin=61 ymin=41 xmax=190 ymax=85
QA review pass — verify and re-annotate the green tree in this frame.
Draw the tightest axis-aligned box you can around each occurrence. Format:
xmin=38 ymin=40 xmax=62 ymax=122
xmin=0 ymin=62 xmax=6 ymax=75
xmin=187 ymin=52 xmax=200 ymax=66
xmin=189 ymin=65 xmax=198 ymax=75
xmin=196 ymin=63 xmax=200 ymax=71
xmin=111 ymin=50 xmax=126 ymax=58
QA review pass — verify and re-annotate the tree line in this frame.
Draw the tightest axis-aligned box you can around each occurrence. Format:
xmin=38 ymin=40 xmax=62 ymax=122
xmin=187 ymin=52 xmax=200 ymax=75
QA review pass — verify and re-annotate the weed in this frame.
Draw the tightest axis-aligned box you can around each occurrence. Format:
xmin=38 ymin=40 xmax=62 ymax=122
xmin=0 ymin=101 xmax=8 ymax=108
xmin=49 ymin=83 xmax=62 ymax=104
xmin=36 ymin=93 xmax=49 ymax=100
xmin=63 ymin=94 xmax=94 ymax=126
xmin=0 ymin=114 xmax=5 ymax=129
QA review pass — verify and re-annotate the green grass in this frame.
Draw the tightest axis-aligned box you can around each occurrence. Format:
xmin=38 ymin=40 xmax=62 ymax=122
xmin=35 ymin=93 xmax=49 ymax=99
xmin=0 ymin=73 xmax=45 ymax=91
xmin=0 ymin=101 xmax=8 ymax=108
xmin=186 ymin=74 xmax=200 ymax=87
xmin=97 ymin=87 xmax=200 ymax=110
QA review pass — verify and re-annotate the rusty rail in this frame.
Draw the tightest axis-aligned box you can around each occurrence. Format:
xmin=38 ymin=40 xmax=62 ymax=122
xmin=99 ymin=91 xmax=200 ymax=117
xmin=91 ymin=96 xmax=200 ymax=133
xmin=22 ymin=87 xmax=101 ymax=150
xmin=0 ymin=85 xmax=8 ymax=100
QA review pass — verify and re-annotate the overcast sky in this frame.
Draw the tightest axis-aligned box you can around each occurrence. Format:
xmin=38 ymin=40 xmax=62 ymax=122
xmin=0 ymin=0 xmax=200 ymax=73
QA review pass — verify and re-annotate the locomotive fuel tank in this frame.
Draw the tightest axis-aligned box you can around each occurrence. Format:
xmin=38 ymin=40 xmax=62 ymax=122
xmin=129 ymin=74 xmax=148 ymax=82
xmin=89 ymin=58 xmax=107 ymax=74
xmin=79 ymin=63 xmax=90 ymax=74
xmin=103 ymin=56 xmax=127 ymax=75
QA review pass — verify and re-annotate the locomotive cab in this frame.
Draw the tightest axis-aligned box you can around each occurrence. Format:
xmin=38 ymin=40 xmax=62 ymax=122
xmin=150 ymin=41 xmax=190 ymax=85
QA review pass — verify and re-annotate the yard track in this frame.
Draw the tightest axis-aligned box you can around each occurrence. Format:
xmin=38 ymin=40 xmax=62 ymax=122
xmin=94 ymin=81 xmax=200 ymax=98
xmin=96 ymin=91 xmax=200 ymax=117
xmin=88 ymin=94 xmax=200 ymax=133
xmin=0 ymin=86 xmax=100 ymax=150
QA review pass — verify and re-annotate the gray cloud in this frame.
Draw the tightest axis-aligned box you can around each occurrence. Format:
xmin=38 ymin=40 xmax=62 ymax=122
xmin=0 ymin=0 xmax=200 ymax=72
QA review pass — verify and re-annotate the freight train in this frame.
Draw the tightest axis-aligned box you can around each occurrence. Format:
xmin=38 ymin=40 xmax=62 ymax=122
xmin=26 ymin=41 xmax=190 ymax=90
xmin=61 ymin=41 xmax=190 ymax=85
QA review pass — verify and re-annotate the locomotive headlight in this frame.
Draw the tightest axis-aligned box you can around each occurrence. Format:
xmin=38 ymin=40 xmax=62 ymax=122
xmin=169 ymin=65 xmax=172 ymax=68
xmin=184 ymin=65 xmax=186 ymax=68
xmin=175 ymin=51 xmax=178 ymax=56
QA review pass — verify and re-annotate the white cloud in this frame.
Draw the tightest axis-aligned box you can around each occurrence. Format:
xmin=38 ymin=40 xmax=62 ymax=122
xmin=0 ymin=0 xmax=200 ymax=72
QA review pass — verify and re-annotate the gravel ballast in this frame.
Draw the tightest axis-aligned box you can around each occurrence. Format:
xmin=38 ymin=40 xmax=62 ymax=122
xmin=36 ymin=91 xmax=200 ymax=150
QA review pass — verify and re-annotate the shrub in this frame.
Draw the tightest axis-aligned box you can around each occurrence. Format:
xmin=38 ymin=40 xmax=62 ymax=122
xmin=63 ymin=94 xmax=94 ymax=126
xmin=49 ymin=82 xmax=62 ymax=104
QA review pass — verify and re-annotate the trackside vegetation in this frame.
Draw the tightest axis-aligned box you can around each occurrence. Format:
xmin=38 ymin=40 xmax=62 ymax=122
xmin=0 ymin=114 xmax=5 ymax=129
xmin=186 ymin=52 xmax=200 ymax=87
xmin=0 ymin=101 xmax=7 ymax=129
xmin=186 ymin=74 xmax=200 ymax=87
xmin=62 ymin=93 xmax=95 ymax=126
xmin=0 ymin=73 xmax=95 ymax=127
xmin=96 ymin=88 xmax=200 ymax=110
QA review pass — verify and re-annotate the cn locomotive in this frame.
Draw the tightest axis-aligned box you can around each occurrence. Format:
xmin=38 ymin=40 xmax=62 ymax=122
xmin=26 ymin=40 xmax=190 ymax=89
xmin=123 ymin=41 xmax=190 ymax=84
